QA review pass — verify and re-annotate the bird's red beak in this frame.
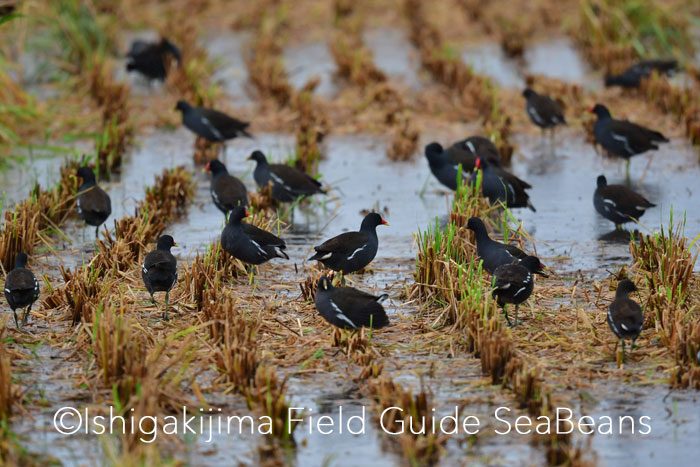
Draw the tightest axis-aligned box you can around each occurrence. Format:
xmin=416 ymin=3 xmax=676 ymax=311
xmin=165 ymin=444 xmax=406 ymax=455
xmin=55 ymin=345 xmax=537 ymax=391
xmin=475 ymin=158 xmax=482 ymax=169
xmin=202 ymin=162 xmax=210 ymax=172
xmin=381 ymin=218 xmax=389 ymax=226
xmin=588 ymin=106 xmax=595 ymax=113
xmin=173 ymin=242 xmax=179 ymax=247
xmin=244 ymin=209 xmax=250 ymax=217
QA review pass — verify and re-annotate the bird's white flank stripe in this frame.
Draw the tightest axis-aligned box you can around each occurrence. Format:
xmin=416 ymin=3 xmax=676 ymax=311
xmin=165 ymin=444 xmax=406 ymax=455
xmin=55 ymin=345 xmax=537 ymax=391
xmin=620 ymin=323 xmax=629 ymax=331
xmin=269 ymin=173 xmax=292 ymax=192
xmin=527 ymin=104 xmax=545 ymax=126
xmin=347 ymin=244 xmax=366 ymax=260
xmin=465 ymin=140 xmax=476 ymax=154
xmin=611 ymin=133 xmax=634 ymax=154
xmin=250 ymin=239 xmax=267 ymax=256
xmin=329 ymin=299 xmax=357 ymax=329
xmin=201 ymin=116 xmax=224 ymax=141
xmin=603 ymin=198 xmax=617 ymax=207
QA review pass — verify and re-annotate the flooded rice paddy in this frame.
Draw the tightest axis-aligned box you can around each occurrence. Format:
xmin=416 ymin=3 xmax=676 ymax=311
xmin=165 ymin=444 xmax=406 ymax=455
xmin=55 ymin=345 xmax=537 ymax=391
xmin=2 ymin=4 xmax=700 ymax=465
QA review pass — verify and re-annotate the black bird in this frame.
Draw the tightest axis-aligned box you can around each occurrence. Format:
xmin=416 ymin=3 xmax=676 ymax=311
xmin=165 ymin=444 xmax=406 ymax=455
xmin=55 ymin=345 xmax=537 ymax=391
xmin=221 ymin=206 xmax=289 ymax=266
xmin=248 ymin=150 xmax=325 ymax=202
xmin=204 ymin=159 xmax=248 ymax=214
xmin=605 ymin=59 xmax=679 ymax=88
xmin=308 ymin=213 xmax=388 ymax=275
xmin=4 ymin=252 xmax=39 ymax=328
xmin=492 ymin=256 xmax=541 ymax=327
xmin=315 ymin=276 xmax=389 ymax=330
xmin=126 ymin=38 xmax=181 ymax=81
xmin=76 ymin=166 xmax=112 ymax=239
xmin=590 ymin=104 xmax=669 ymax=178
xmin=175 ymin=100 xmax=252 ymax=144
xmin=142 ymin=235 xmax=178 ymax=321
xmin=425 ymin=142 xmax=468 ymax=191
xmin=593 ymin=175 xmax=655 ymax=229
xmin=522 ymin=88 xmax=567 ymax=135
xmin=467 ymin=217 xmax=548 ymax=277
xmin=470 ymin=158 xmax=535 ymax=211
xmin=448 ymin=136 xmax=501 ymax=166
xmin=608 ymin=279 xmax=644 ymax=361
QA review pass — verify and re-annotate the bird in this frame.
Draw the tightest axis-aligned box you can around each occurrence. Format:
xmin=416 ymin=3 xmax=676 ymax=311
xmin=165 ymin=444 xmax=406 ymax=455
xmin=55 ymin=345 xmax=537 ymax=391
xmin=607 ymin=279 xmax=644 ymax=361
xmin=492 ymin=256 xmax=541 ymax=327
xmin=470 ymin=157 xmax=535 ymax=211
xmin=522 ymin=88 xmax=567 ymax=136
xmin=204 ymin=159 xmax=248 ymax=215
xmin=4 ymin=252 xmax=39 ymax=328
xmin=590 ymin=104 xmax=669 ymax=178
xmin=308 ymin=213 xmax=388 ymax=276
xmin=76 ymin=166 xmax=112 ymax=239
xmin=593 ymin=175 xmax=655 ymax=229
xmin=424 ymin=142 xmax=469 ymax=191
xmin=142 ymin=235 xmax=178 ymax=321
xmin=248 ymin=150 xmax=325 ymax=202
xmin=447 ymin=136 xmax=502 ymax=166
xmin=604 ymin=59 xmax=679 ymax=88
xmin=126 ymin=38 xmax=181 ymax=81
xmin=221 ymin=206 xmax=289 ymax=266
xmin=175 ymin=100 xmax=252 ymax=144
xmin=466 ymin=217 xmax=548 ymax=276
xmin=314 ymin=276 xmax=389 ymax=330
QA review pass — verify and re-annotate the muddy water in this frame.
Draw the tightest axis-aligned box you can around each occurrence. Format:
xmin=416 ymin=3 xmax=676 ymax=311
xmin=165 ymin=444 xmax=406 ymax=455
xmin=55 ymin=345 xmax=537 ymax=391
xmin=364 ymin=28 xmax=424 ymax=89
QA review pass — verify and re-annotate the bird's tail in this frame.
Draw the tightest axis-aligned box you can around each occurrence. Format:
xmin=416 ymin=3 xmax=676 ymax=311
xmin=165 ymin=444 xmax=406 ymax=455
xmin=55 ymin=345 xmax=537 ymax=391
xmin=527 ymin=200 xmax=537 ymax=212
xmin=275 ymin=247 xmax=289 ymax=260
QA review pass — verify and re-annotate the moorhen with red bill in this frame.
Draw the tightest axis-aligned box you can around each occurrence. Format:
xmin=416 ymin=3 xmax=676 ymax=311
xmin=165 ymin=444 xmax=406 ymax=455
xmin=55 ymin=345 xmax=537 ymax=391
xmin=605 ymin=59 xmax=678 ymax=88
xmin=175 ymin=100 xmax=252 ymax=143
xmin=205 ymin=159 xmax=247 ymax=214
xmin=590 ymin=104 xmax=668 ymax=178
xmin=126 ymin=38 xmax=181 ymax=81
xmin=466 ymin=217 xmax=548 ymax=277
xmin=470 ymin=158 xmax=535 ymax=211
xmin=492 ymin=256 xmax=541 ymax=327
xmin=522 ymin=88 xmax=566 ymax=135
xmin=4 ymin=252 xmax=39 ymax=328
xmin=142 ymin=235 xmax=178 ymax=321
xmin=608 ymin=279 xmax=644 ymax=361
xmin=249 ymin=150 xmax=325 ymax=202
xmin=221 ymin=206 xmax=289 ymax=265
xmin=76 ymin=166 xmax=112 ymax=239
xmin=315 ymin=276 xmax=390 ymax=330
xmin=309 ymin=213 xmax=388 ymax=274
xmin=593 ymin=175 xmax=655 ymax=229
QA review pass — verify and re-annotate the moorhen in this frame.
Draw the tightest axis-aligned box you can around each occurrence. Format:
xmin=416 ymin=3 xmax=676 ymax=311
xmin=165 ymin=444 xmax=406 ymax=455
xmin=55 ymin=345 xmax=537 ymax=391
xmin=425 ymin=142 xmax=469 ymax=190
xmin=605 ymin=59 xmax=678 ymax=88
xmin=76 ymin=166 xmax=112 ymax=239
xmin=470 ymin=158 xmax=535 ymax=211
xmin=590 ymin=104 xmax=669 ymax=178
xmin=248 ymin=150 xmax=325 ymax=202
xmin=308 ymin=213 xmax=388 ymax=275
xmin=522 ymin=88 xmax=566 ymax=135
xmin=204 ymin=159 xmax=248 ymax=214
xmin=4 ymin=252 xmax=39 ymax=328
xmin=315 ymin=276 xmax=389 ymax=329
xmin=466 ymin=217 xmax=548 ymax=276
xmin=221 ymin=206 xmax=289 ymax=265
xmin=593 ymin=175 xmax=655 ymax=229
xmin=175 ymin=100 xmax=252 ymax=144
xmin=492 ymin=256 xmax=541 ymax=327
xmin=126 ymin=38 xmax=181 ymax=81
xmin=142 ymin=235 xmax=178 ymax=320
xmin=608 ymin=279 xmax=644 ymax=361
xmin=448 ymin=136 xmax=501 ymax=166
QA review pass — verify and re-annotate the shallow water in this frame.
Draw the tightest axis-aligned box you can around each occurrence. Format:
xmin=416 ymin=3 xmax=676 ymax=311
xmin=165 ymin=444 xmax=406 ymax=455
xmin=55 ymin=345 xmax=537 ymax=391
xmin=206 ymin=32 xmax=254 ymax=106
xmin=363 ymin=28 xmax=424 ymax=90
xmin=524 ymin=37 xmax=595 ymax=86
xmin=283 ymin=41 xmax=338 ymax=98
xmin=462 ymin=42 xmax=524 ymax=89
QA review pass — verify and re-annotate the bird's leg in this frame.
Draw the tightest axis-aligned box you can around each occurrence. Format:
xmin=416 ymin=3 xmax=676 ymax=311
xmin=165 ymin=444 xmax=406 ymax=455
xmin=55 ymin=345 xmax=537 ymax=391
xmin=150 ymin=293 xmax=157 ymax=305
xmin=502 ymin=305 xmax=513 ymax=326
xmin=163 ymin=292 xmax=170 ymax=321
xmin=513 ymin=304 xmax=521 ymax=327
xmin=630 ymin=339 xmax=637 ymax=351
xmin=21 ymin=304 xmax=31 ymax=326
xmin=12 ymin=310 xmax=20 ymax=329
xmin=339 ymin=270 xmax=346 ymax=286
xmin=616 ymin=223 xmax=622 ymax=230
xmin=621 ymin=339 xmax=626 ymax=363
xmin=95 ymin=226 xmax=99 ymax=240
xmin=625 ymin=159 xmax=631 ymax=181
